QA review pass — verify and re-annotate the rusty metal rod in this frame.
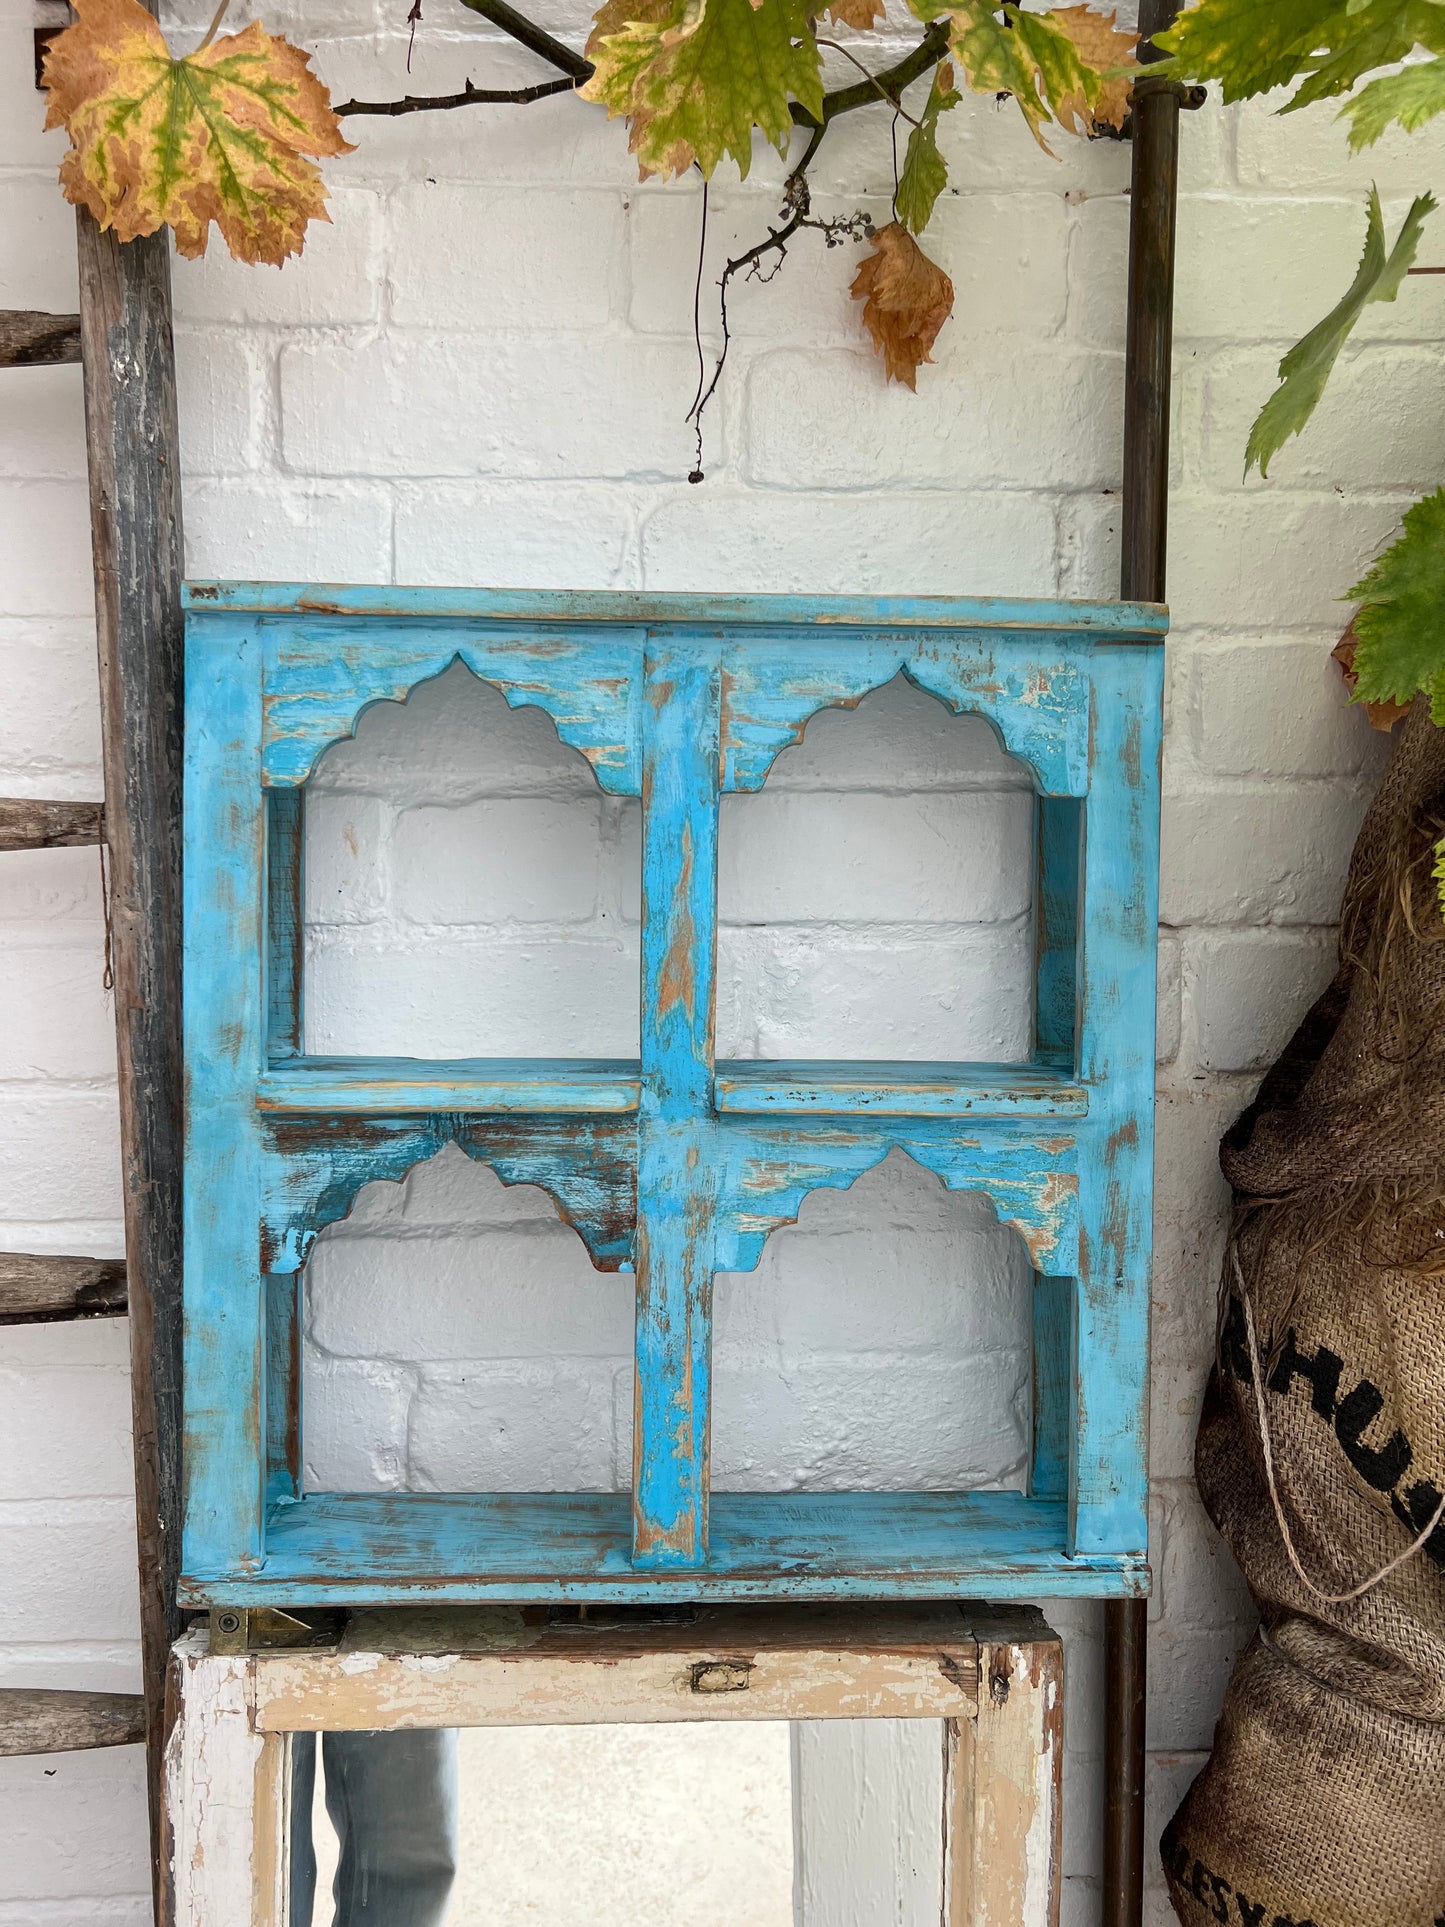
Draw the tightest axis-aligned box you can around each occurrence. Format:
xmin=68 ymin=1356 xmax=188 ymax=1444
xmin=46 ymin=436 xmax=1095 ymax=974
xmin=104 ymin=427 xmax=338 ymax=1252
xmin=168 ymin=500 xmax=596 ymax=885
xmin=1108 ymin=3 xmax=1183 ymax=1925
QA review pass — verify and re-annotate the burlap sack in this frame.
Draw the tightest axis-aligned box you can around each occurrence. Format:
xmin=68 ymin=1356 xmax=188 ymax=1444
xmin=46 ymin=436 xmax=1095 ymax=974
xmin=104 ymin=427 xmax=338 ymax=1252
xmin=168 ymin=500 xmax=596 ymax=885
xmin=1164 ymin=696 xmax=1445 ymax=1927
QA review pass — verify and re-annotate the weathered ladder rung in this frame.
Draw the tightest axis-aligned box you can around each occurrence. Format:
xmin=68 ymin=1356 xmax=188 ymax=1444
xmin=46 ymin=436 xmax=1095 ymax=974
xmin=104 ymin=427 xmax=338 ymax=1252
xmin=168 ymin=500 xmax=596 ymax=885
xmin=0 ymin=798 xmax=103 ymax=851
xmin=0 ymin=1688 xmax=146 ymax=1757
xmin=0 ymin=1252 xmax=128 ymax=1325
xmin=0 ymin=309 xmax=82 ymax=370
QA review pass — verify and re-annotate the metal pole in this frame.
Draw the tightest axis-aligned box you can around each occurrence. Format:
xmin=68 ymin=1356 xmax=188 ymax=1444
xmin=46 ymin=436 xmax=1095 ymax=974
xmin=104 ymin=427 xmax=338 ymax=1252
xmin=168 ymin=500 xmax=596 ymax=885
xmin=1107 ymin=4 xmax=1183 ymax=1925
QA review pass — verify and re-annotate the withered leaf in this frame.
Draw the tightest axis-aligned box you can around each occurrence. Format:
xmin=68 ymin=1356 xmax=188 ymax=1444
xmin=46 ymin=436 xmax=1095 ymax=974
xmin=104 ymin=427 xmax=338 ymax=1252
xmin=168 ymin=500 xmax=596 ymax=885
xmin=42 ymin=0 xmax=352 ymax=264
xmin=1047 ymin=4 xmax=1139 ymax=135
xmin=849 ymin=220 xmax=954 ymax=389
xmin=827 ymin=0 xmax=887 ymax=27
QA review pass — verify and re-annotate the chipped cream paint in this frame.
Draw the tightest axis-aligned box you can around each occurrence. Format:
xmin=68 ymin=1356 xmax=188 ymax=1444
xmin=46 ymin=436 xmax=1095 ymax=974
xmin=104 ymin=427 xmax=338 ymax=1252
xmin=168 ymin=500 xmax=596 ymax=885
xmin=166 ymin=1606 xmax=1062 ymax=1927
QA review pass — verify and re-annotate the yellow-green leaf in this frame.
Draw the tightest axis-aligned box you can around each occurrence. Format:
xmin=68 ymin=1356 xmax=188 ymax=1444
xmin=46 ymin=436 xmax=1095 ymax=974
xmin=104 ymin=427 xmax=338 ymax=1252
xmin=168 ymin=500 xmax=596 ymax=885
xmin=1341 ymin=54 xmax=1445 ymax=148
xmin=580 ymin=0 xmax=824 ymax=181
xmin=895 ymin=59 xmax=960 ymax=233
xmin=1433 ymin=833 xmax=1445 ymax=919
xmin=1046 ymin=4 xmax=1138 ymax=134
xmin=907 ymin=3 xmax=1137 ymax=151
xmin=1245 ymin=186 xmax=1434 ymax=476
xmin=41 ymin=0 xmax=352 ymax=264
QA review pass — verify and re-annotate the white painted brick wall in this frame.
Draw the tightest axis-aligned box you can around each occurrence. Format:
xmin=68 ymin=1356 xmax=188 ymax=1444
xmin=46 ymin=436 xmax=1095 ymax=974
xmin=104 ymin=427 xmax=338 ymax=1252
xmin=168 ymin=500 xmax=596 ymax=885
xmin=0 ymin=0 xmax=1426 ymax=1911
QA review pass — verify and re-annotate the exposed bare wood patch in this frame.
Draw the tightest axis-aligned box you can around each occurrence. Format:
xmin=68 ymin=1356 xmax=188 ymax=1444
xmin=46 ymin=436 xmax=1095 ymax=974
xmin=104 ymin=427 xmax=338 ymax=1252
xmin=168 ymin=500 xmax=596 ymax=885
xmin=0 ymin=798 xmax=103 ymax=850
xmin=0 ymin=1689 xmax=146 ymax=1756
xmin=0 ymin=308 xmax=81 ymax=367
xmin=0 ymin=1252 xmax=127 ymax=1324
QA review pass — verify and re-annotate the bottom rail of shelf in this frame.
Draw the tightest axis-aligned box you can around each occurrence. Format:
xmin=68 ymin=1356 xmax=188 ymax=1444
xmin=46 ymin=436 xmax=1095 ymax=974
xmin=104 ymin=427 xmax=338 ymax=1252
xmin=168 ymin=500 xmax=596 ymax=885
xmin=180 ymin=1490 xmax=1149 ymax=1605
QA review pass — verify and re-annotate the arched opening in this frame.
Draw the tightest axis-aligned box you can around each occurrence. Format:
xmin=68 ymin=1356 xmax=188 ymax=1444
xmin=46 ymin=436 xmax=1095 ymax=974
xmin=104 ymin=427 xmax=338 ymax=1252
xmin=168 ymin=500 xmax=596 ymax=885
xmin=297 ymin=1145 xmax=633 ymax=1495
xmin=717 ymin=674 xmax=1037 ymax=1061
xmin=300 ymin=660 xmax=640 ymax=1059
xmin=711 ymin=1150 xmax=1033 ymax=1492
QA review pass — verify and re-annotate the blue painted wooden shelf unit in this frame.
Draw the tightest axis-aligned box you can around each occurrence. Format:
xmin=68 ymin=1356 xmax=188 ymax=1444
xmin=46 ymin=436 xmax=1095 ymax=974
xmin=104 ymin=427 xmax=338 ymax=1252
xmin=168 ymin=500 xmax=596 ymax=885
xmin=180 ymin=584 xmax=1166 ymax=1607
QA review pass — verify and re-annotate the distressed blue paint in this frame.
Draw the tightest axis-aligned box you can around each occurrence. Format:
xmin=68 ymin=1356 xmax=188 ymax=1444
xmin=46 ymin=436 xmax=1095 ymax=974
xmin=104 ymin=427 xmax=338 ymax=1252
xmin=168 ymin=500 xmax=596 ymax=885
xmin=181 ymin=585 xmax=1165 ymax=1605
xmin=183 ymin=614 xmax=267 ymax=1578
xmin=1069 ymin=644 xmax=1165 ymax=1557
xmin=632 ymin=639 xmax=719 ymax=1567
xmin=715 ymin=1060 xmax=1086 ymax=1117
xmin=1035 ymin=797 xmax=1081 ymax=1056
xmin=259 ymin=619 xmax=644 ymax=793
xmin=176 ymin=1490 xmax=1149 ymax=1604
xmin=257 ymin=1057 xmax=643 ymax=1115
xmin=1029 ymin=1275 xmax=1072 ymax=1503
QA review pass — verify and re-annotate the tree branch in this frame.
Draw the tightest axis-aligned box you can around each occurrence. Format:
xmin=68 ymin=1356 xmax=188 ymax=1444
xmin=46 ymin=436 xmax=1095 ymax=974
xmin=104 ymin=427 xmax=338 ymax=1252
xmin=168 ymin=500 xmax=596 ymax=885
xmin=452 ymin=0 xmax=594 ymax=80
xmin=336 ymin=73 xmax=577 ymax=115
xmin=793 ymin=20 xmax=949 ymax=127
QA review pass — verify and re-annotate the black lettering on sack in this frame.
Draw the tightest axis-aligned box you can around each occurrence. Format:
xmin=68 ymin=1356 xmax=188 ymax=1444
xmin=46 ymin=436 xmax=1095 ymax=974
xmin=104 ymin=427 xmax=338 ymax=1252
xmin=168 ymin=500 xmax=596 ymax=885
xmin=1391 ymin=1480 xmax=1445 ymax=1566
xmin=1219 ymin=1296 xmax=1444 ymax=1571
xmin=1208 ymin=1871 xmax=1232 ymax=1922
xmin=1335 ymin=1378 xmax=1412 ymax=1490
xmin=1234 ymin=1898 xmax=1266 ymax=1927
xmin=1266 ymin=1330 xmax=1342 ymax=1420
xmin=1191 ymin=1859 xmax=1213 ymax=1906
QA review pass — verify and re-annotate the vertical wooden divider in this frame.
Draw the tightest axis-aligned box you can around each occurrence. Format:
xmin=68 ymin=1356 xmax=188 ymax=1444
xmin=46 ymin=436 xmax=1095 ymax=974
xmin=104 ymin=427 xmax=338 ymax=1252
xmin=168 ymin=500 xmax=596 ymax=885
xmin=632 ymin=635 xmax=721 ymax=1567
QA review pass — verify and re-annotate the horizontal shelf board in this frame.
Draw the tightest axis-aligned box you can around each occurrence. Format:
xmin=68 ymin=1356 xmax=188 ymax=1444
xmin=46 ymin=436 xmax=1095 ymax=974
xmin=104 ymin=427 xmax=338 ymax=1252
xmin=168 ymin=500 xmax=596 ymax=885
xmin=257 ymin=1058 xmax=642 ymax=1115
xmin=715 ymin=1062 xmax=1088 ymax=1118
xmin=185 ymin=582 xmax=1168 ymax=644
xmin=180 ymin=1492 xmax=1149 ymax=1605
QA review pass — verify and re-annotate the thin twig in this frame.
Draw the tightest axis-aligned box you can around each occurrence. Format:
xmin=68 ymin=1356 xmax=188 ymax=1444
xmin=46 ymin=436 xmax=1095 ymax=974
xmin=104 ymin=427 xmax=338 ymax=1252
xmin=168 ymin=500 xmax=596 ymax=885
xmin=688 ymin=178 xmax=711 ymax=479
xmin=196 ymin=0 xmax=230 ymax=51
xmin=793 ymin=19 xmax=950 ymax=126
xmin=336 ymin=74 xmax=577 ymax=115
xmin=452 ymin=0 xmax=594 ymax=80
xmin=815 ymin=37 xmax=924 ymax=126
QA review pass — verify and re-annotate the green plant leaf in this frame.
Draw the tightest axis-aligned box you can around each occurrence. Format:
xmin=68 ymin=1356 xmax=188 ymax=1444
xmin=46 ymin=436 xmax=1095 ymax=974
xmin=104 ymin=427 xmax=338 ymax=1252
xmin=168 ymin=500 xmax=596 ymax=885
xmin=1433 ymin=834 xmax=1445 ymax=918
xmin=1152 ymin=0 xmax=1356 ymax=102
xmin=1347 ymin=487 xmax=1445 ymax=705
xmin=907 ymin=2 xmax=1137 ymax=151
xmin=580 ymin=0 xmax=824 ymax=181
xmin=1286 ymin=2 xmax=1445 ymax=112
xmin=1431 ymin=662 xmax=1445 ymax=726
xmin=1245 ymin=185 xmax=1435 ymax=476
xmin=1341 ymin=54 xmax=1445 ymax=146
xmin=895 ymin=58 xmax=961 ymax=233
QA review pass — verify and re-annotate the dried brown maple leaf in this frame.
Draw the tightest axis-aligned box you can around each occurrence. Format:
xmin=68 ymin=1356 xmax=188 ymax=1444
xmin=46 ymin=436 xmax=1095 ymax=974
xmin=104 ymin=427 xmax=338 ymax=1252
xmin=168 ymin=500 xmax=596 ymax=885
xmin=42 ymin=0 xmax=352 ymax=264
xmin=828 ymin=0 xmax=887 ymax=28
xmin=849 ymin=220 xmax=954 ymax=389
xmin=1333 ymin=620 xmax=1410 ymax=731
xmin=1048 ymin=4 xmax=1139 ymax=136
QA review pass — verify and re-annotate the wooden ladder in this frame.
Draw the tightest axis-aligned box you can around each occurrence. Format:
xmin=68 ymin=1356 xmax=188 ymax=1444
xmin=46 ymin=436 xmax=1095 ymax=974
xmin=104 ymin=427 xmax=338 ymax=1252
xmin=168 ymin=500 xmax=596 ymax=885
xmin=1 ymin=199 xmax=185 ymax=1922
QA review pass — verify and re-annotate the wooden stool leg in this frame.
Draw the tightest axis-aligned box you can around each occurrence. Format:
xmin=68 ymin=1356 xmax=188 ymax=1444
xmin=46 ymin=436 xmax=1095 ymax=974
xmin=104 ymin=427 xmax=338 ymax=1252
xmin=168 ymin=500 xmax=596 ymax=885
xmin=945 ymin=1639 xmax=1063 ymax=1927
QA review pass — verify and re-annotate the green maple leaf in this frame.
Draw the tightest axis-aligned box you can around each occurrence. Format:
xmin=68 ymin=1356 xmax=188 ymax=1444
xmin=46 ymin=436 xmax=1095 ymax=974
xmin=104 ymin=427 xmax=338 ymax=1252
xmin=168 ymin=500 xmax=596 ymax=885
xmin=1341 ymin=54 xmax=1445 ymax=147
xmin=1246 ymin=186 xmax=1435 ymax=477
xmin=580 ymin=0 xmax=823 ymax=180
xmin=1346 ymin=489 xmax=1445 ymax=709
xmin=895 ymin=59 xmax=961 ymax=233
xmin=1155 ymin=0 xmax=1445 ymax=108
xmin=1152 ymin=0 xmax=1356 ymax=102
xmin=1289 ymin=3 xmax=1445 ymax=112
